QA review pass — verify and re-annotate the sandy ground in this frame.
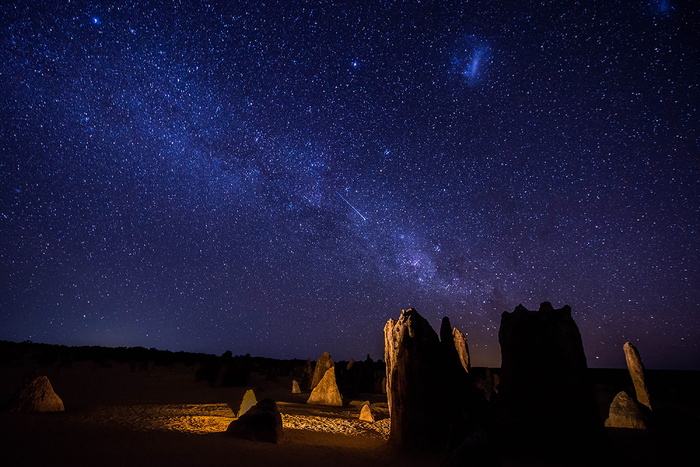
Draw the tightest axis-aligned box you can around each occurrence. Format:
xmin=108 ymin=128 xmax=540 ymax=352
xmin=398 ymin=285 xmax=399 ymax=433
xmin=0 ymin=363 xmax=437 ymax=467
xmin=1 ymin=361 xmax=697 ymax=466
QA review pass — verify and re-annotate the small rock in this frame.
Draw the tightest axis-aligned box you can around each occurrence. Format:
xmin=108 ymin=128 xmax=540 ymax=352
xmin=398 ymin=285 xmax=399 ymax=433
xmin=226 ymin=398 xmax=283 ymax=443
xmin=359 ymin=403 xmax=375 ymax=422
xmin=5 ymin=376 xmax=65 ymax=413
xmin=605 ymin=391 xmax=650 ymax=429
xmin=292 ymin=379 xmax=301 ymax=394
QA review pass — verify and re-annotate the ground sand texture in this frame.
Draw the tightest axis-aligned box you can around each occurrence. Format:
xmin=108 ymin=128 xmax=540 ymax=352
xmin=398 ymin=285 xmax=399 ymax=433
xmin=1 ymin=361 xmax=697 ymax=466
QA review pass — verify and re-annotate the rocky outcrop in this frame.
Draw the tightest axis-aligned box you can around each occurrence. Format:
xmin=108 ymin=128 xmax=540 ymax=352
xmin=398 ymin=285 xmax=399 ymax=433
xmin=292 ymin=380 xmax=301 ymax=394
xmin=384 ymin=309 xmax=446 ymax=449
xmin=605 ymin=391 xmax=650 ymax=429
xmin=5 ymin=376 xmax=65 ymax=413
xmin=497 ymin=302 xmax=607 ymax=457
xmin=623 ymin=342 xmax=652 ymax=410
xmin=226 ymin=398 xmax=283 ymax=443
xmin=384 ymin=309 xmax=491 ymax=452
xmin=237 ymin=389 xmax=257 ymax=417
xmin=310 ymin=352 xmax=334 ymax=391
xmin=307 ymin=367 xmax=343 ymax=406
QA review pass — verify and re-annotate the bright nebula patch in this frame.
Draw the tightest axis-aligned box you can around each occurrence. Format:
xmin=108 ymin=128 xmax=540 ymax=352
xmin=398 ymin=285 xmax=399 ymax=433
xmin=451 ymin=36 xmax=491 ymax=86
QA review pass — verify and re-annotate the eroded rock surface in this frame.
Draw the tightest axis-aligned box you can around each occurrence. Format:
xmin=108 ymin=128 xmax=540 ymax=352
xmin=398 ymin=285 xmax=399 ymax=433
xmin=307 ymin=367 xmax=343 ymax=406
xmin=310 ymin=352 xmax=334 ymax=391
xmin=226 ymin=398 xmax=283 ymax=443
xmin=623 ymin=342 xmax=652 ymax=410
xmin=5 ymin=376 xmax=65 ymax=413
xmin=605 ymin=391 xmax=650 ymax=429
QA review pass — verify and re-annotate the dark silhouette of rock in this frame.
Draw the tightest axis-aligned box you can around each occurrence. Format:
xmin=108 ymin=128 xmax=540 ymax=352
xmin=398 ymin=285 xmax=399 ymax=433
xmin=310 ymin=351 xmax=334 ymax=391
xmin=207 ymin=351 xmax=252 ymax=387
xmin=336 ymin=356 xmax=382 ymax=397
xmin=226 ymin=398 xmax=283 ymax=443
xmin=237 ymin=389 xmax=257 ymax=417
xmin=440 ymin=317 xmax=471 ymax=375
xmin=440 ymin=317 xmax=463 ymax=374
xmin=623 ymin=342 xmax=652 ymax=410
xmin=359 ymin=403 xmax=374 ymax=422
xmin=384 ymin=309 xmax=493 ymax=453
xmin=307 ymin=367 xmax=343 ymax=406
xmin=605 ymin=391 xmax=650 ymax=429
xmin=5 ymin=376 xmax=65 ymax=413
xmin=301 ymin=358 xmax=313 ymax=389
xmin=497 ymin=302 xmax=608 ymax=458
xmin=385 ymin=309 xmax=446 ymax=450
xmin=292 ymin=379 xmax=301 ymax=394
xmin=441 ymin=425 xmax=499 ymax=467
xmin=472 ymin=368 xmax=499 ymax=401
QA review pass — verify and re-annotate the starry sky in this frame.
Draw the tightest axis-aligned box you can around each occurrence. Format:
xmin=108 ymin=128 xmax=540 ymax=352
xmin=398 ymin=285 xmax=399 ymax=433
xmin=1 ymin=0 xmax=698 ymax=370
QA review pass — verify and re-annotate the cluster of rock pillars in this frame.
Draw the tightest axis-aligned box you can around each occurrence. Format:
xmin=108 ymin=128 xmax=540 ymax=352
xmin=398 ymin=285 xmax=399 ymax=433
xmin=5 ymin=302 xmax=655 ymax=464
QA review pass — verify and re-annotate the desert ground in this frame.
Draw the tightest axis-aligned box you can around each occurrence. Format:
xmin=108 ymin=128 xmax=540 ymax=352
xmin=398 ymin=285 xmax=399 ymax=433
xmin=1 ymin=349 xmax=698 ymax=466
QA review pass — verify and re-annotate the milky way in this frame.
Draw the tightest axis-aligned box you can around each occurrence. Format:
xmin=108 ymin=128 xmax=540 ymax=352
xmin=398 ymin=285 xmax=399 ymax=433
xmin=1 ymin=0 xmax=698 ymax=369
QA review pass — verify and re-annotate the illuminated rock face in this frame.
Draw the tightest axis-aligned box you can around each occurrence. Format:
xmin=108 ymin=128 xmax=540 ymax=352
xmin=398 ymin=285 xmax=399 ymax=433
xmin=623 ymin=342 xmax=652 ymax=410
xmin=291 ymin=380 xmax=301 ymax=394
xmin=384 ymin=309 xmax=448 ymax=450
xmin=5 ymin=376 xmax=64 ymax=413
xmin=452 ymin=328 xmax=471 ymax=373
xmin=310 ymin=352 xmax=334 ymax=391
xmin=237 ymin=389 xmax=257 ymax=417
xmin=226 ymin=398 xmax=283 ymax=443
xmin=359 ymin=403 xmax=375 ymax=422
xmin=384 ymin=309 xmax=493 ymax=453
xmin=440 ymin=317 xmax=470 ymax=375
xmin=307 ymin=367 xmax=343 ymax=406
xmin=605 ymin=391 xmax=650 ymax=429
xmin=498 ymin=302 xmax=606 ymax=455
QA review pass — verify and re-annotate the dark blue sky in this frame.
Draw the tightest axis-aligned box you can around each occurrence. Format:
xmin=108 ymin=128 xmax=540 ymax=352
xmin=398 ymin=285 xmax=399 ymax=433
xmin=1 ymin=0 xmax=697 ymax=369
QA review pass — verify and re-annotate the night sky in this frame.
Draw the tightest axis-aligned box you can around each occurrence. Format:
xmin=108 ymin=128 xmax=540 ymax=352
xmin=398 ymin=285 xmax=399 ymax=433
xmin=1 ymin=1 xmax=698 ymax=370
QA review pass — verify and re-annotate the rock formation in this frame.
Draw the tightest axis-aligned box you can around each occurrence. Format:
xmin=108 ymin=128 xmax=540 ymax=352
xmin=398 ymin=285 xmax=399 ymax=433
xmin=310 ymin=351 xmax=334 ymax=391
xmin=623 ymin=341 xmax=652 ymax=410
xmin=439 ymin=317 xmax=471 ymax=374
xmin=605 ymin=391 xmax=650 ymax=429
xmin=307 ymin=367 xmax=343 ymax=406
xmin=291 ymin=379 xmax=301 ymax=394
xmin=384 ymin=309 xmax=445 ymax=449
xmin=359 ymin=403 xmax=375 ymax=422
xmin=497 ymin=302 xmax=608 ymax=457
xmin=237 ymin=389 xmax=257 ymax=417
xmin=301 ymin=358 xmax=313 ymax=389
xmin=5 ymin=376 xmax=65 ymax=413
xmin=226 ymin=398 xmax=283 ymax=443
xmin=384 ymin=308 xmax=491 ymax=452
xmin=453 ymin=328 xmax=471 ymax=373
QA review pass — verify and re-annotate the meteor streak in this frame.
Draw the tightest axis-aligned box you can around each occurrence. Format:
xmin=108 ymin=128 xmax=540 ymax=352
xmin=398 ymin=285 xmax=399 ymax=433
xmin=336 ymin=191 xmax=367 ymax=221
